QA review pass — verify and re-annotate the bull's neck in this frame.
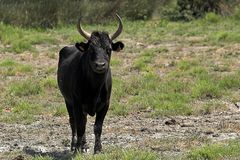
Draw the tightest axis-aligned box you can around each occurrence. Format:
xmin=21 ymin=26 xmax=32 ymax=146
xmin=88 ymin=71 xmax=106 ymax=91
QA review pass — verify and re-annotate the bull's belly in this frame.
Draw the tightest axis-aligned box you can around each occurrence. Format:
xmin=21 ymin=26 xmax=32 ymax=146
xmin=82 ymin=101 xmax=105 ymax=117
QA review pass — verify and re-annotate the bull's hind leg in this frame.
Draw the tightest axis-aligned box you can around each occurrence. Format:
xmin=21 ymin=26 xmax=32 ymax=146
xmin=65 ymin=101 xmax=77 ymax=151
xmin=94 ymin=103 xmax=109 ymax=154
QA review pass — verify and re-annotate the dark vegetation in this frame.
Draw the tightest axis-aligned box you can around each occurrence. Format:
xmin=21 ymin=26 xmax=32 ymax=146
xmin=0 ymin=0 xmax=240 ymax=27
xmin=173 ymin=0 xmax=239 ymax=20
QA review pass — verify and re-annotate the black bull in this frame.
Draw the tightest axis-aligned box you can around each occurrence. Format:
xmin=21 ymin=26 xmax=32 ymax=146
xmin=57 ymin=14 xmax=124 ymax=153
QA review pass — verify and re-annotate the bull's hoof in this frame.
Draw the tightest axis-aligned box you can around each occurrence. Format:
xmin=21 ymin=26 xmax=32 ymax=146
xmin=94 ymin=145 xmax=102 ymax=154
xmin=73 ymin=148 xmax=82 ymax=155
xmin=71 ymin=138 xmax=77 ymax=152
xmin=71 ymin=145 xmax=76 ymax=152
xmin=81 ymin=143 xmax=89 ymax=153
xmin=94 ymin=150 xmax=101 ymax=154
xmin=73 ymin=143 xmax=89 ymax=154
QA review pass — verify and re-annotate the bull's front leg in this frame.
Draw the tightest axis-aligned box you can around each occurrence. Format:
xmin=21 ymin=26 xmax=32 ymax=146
xmin=74 ymin=105 xmax=88 ymax=153
xmin=94 ymin=103 xmax=109 ymax=154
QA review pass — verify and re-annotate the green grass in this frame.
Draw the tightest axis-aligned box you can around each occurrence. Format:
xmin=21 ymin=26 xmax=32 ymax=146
xmin=111 ymin=59 xmax=240 ymax=116
xmin=133 ymin=49 xmax=157 ymax=71
xmin=0 ymin=59 xmax=17 ymax=66
xmin=0 ymin=23 xmax=58 ymax=53
xmin=111 ymin=57 xmax=121 ymax=66
xmin=117 ymin=56 xmax=240 ymax=116
xmin=45 ymin=67 xmax=56 ymax=75
xmin=219 ymin=72 xmax=240 ymax=89
xmin=112 ymin=70 xmax=192 ymax=116
xmin=0 ymin=100 xmax=44 ymax=124
xmin=1 ymin=15 xmax=240 ymax=54
xmin=76 ymin=148 xmax=158 ymax=160
xmin=29 ymin=140 xmax=240 ymax=160
xmin=191 ymin=80 xmax=222 ymax=99
xmin=8 ymin=79 xmax=42 ymax=97
xmin=111 ymin=77 xmax=129 ymax=116
xmin=185 ymin=140 xmax=240 ymax=160
xmin=10 ymin=39 xmax=35 ymax=53
xmin=53 ymin=104 xmax=68 ymax=117
xmin=0 ymin=59 xmax=33 ymax=76
xmin=0 ymin=16 xmax=240 ymax=118
xmin=177 ymin=60 xmax=199 ymax=71
xmin=41 ymin=77 xmax=58 ymax=89
xmin=28 ymin=148 xmax=158 ymax=160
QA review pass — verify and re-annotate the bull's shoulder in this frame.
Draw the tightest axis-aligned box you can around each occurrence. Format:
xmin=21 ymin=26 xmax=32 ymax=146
xmin=58 ymin=45 xmax=83 ymax=64
xmin=59 ymin=46 xmax=76 ymax=60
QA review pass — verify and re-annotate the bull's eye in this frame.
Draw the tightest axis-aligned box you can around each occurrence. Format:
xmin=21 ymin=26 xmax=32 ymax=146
xmin=106 ymin=48 xmax=112 ymax=54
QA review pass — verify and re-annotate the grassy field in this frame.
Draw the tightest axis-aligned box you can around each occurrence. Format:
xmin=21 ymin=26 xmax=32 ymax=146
xmin=1 ymin=12 xmax=240 ymax=159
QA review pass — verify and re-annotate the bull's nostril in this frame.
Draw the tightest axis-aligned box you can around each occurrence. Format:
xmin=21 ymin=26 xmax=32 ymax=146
xmin=95 ymin=62 xmax=106 ymax=68
xmin=100 ymin=62 xmax=106 ymax=67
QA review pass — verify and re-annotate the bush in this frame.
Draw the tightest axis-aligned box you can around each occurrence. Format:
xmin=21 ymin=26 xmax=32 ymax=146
xmin=122 ymin=0 xmax=156 ymax=20
xmin=204 ymin=12 xmax=221 ymax=23
xmin=0 ymin=0 xmax=159 ymax=28
xmin=0 ymin=0 xmax=238 ymax=26
xmin=233 ymin=7 xmax=240 ymax=20
xmin=0 ymin=0 xmax=59 ymax=28
xmin=175 ymin=0 xmax=236 ymax=21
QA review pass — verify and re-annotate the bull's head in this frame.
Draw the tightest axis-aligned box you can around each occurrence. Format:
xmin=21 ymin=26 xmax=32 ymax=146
xmin=75 ymin=14 xmax=124 ymax=74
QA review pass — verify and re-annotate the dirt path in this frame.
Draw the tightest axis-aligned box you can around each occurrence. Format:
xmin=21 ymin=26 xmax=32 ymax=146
xmin=0 ymin=110 xmax=240 ymax=159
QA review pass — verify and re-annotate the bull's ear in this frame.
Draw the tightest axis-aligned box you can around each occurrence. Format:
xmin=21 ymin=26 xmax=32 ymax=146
xmin=112 ymin=41 xmax=124 ymax=52
xmin=75 ymin=42 xmax=88 ymax=52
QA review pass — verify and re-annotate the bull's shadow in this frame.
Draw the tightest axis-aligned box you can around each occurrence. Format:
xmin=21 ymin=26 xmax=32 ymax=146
xmin=23 ymin=147 xmax=73 ymax=160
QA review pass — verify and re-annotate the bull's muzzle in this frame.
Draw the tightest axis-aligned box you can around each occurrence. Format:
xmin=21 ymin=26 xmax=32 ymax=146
xmin=93 ymin=61 xmax=107 ymax=73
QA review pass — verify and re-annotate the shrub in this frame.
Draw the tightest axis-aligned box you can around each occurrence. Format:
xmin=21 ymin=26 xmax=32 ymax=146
xmin=233 ymin=6 xmax=240 ymax=20
xmin=0 ymin=0 xmax=159 ymax=28
xmin=122 ymin=0 xmax=156 ymax=20
xmin=204 ymin=12 xmax=221 ymax=23
xmin=176 ymin=0 xmax=235 ymax=21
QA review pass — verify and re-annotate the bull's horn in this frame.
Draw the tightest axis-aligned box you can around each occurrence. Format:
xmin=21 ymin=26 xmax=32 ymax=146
xmin=77 ymin=18 xmax=91 ymax=40
xmin=111 ymin=13 xmax=123 ymax=40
